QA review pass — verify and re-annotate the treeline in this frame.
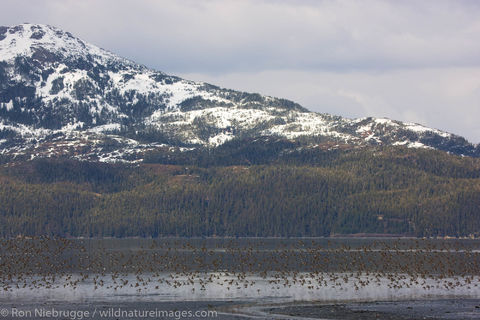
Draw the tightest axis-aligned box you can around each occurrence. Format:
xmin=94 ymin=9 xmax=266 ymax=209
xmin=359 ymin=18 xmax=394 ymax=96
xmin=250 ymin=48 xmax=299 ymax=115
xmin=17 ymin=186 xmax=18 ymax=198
xmin=0 ymin=146 xmax=479 ymax=238
xmin=143 ymin=136 xmax=480 ymax=177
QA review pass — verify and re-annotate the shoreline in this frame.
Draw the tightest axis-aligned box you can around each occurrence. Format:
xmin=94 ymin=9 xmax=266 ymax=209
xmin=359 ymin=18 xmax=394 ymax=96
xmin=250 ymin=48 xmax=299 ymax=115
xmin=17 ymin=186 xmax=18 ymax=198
xmin=261 ymin=298 xmax=480 ymax=320
xmin=4 ymin=235 xmax=479 ymax=240
xmin=1 ymin=297 xmax=479 ymax=320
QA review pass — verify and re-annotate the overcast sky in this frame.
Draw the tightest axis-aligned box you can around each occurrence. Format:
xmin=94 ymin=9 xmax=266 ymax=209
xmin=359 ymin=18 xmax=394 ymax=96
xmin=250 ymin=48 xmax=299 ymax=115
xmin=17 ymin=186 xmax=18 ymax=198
xmin=1 ymin=0 xmax=480 ymax=143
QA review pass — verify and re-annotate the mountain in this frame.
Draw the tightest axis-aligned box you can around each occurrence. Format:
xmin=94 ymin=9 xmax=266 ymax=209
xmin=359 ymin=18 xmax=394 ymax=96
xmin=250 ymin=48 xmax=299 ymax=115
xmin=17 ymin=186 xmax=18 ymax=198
xmin=1 ymin=24 xmax=480 ymax=238
xmin=0 ymin=23 xmax=478 ymax=163
xmin=1 ymin=147 xmax=480 ymax=238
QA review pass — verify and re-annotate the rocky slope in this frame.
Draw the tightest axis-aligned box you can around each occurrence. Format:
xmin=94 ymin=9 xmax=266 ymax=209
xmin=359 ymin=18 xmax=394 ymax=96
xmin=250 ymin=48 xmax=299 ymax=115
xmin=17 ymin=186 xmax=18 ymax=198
xmin=0 ymin=23 xmax=478 ymax=162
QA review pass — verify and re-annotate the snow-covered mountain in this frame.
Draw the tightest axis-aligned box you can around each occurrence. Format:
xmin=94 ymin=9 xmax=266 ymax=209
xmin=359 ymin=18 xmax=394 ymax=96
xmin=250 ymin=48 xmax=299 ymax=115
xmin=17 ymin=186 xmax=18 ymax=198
xmin=0 ymin=23 xmax=478 ymax=162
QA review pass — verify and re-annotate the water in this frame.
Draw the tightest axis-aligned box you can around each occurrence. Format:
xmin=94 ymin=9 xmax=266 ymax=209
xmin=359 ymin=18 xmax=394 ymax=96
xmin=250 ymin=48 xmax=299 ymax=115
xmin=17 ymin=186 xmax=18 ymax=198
xmin=0 ymin=238 xmax=479 ymax=319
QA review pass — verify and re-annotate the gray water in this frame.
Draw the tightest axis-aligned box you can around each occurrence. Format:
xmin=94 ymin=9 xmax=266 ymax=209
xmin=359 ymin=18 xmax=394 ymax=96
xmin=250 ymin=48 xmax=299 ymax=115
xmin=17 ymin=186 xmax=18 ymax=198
xmin=0 ymin=238 xmax=479 ymax=319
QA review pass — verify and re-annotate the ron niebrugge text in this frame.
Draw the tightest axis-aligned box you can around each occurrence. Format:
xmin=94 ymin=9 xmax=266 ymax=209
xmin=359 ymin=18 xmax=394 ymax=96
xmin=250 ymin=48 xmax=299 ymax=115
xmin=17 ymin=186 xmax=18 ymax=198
xmin=2 ymin=307 xmax=218 ymax=319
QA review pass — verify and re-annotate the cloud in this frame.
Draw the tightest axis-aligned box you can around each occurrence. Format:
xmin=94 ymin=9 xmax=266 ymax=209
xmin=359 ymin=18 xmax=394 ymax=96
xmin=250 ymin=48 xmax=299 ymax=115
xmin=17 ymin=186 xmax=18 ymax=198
xmin=0 ymin=0 xmax=479 ymax=142
xmin=2 ymin=0 xmax=480 ymax=73
xmin=179 ymin=67 xmax=480 ymax=143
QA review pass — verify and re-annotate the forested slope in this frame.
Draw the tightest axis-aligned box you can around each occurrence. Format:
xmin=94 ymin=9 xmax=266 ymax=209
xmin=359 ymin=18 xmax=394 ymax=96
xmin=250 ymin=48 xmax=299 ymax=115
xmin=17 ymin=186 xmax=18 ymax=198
xmin=1 ymin=146 xmax=479 ymax=238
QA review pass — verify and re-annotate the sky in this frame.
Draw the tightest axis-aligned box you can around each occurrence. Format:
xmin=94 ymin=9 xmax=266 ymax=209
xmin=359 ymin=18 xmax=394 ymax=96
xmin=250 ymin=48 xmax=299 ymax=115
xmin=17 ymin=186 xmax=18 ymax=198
xmin=1 ymin=0 xmax=479 ymax=143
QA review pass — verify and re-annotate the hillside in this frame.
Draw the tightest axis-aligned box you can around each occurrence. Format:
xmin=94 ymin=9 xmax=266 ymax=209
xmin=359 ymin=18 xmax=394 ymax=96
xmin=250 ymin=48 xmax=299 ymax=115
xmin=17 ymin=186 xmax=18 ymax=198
xmin=1 ymin=147 xmax=479 ymax=238
xmin=1 ymin=24 xmax=479 ymax=238
xmin=0 ymin=23 xmax=478 ymax=163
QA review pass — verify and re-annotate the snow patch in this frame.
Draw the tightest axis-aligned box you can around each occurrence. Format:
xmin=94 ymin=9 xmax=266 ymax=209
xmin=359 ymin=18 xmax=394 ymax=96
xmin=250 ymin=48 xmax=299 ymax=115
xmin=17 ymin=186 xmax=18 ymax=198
xmin=374 ymin=118 xmax=397 ymax=126
xmin=88 ymin=123 xmax=121 ymax=133
xmin=208 ymin=132 xmax=234 ymax=146
xmin=393 ymin=140 xmax=433 ymax=149
xmin=0 ymin=100 xmax=14 ymax=111
xmin=61 ymin=122 xmax=84 ymax=132
xmin=404 ymin=122 xmax=451 ymax=138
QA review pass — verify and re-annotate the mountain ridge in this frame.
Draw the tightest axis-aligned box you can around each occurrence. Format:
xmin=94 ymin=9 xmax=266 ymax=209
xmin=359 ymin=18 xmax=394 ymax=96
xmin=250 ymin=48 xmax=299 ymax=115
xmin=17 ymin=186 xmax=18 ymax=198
xmin=0 ymin=23 xmax=478 ymax=162
xmin=1 ymin=24 xmax=480 ymax=238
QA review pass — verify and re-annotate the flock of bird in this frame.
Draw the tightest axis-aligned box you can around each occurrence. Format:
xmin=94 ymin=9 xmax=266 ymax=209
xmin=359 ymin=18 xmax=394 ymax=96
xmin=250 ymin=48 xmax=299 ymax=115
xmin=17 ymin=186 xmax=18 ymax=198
xmin=0 ymin=237 xmax=478 ymax=293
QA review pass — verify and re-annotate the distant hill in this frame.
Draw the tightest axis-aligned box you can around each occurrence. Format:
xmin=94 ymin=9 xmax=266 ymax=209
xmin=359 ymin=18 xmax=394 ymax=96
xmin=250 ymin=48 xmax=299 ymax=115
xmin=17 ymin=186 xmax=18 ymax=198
xmin=1 ymin=147 xmax=479 ymax=238
xmin=1 ymin=24 xmax=479 ymax=238
xmin=0 ymin=23 xmax=478 ymax=163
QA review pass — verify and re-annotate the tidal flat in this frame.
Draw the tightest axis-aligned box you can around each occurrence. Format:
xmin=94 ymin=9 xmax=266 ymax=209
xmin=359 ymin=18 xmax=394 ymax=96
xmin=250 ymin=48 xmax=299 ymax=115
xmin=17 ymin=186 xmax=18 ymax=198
xmin=0 ymin=238 xmax=479 ymax=319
